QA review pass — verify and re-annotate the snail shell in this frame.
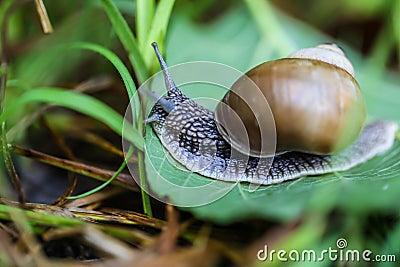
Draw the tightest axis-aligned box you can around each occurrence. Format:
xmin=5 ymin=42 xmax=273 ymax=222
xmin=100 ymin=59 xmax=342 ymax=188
xmin=146 ymin=42 xmax=397 ymax=185
xmin=215 ymin=44 xmax=365 ymax=157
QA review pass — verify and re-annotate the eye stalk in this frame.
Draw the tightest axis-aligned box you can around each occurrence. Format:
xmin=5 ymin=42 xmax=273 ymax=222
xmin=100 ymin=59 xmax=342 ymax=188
xmin=152 ymin=42 xmax=176 ymax=91
xmin=139 ymin=87 xmax=175 ymax=114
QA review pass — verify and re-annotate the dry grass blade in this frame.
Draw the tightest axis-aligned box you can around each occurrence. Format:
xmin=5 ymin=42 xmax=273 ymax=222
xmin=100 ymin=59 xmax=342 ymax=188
xmin=0 ymin=197 xmax=166 ymax=231
xmin=0 ymin=229 xmax=18 ymax=265
xmin=2 ymin=123 xmax=26 ymax=203
xmin=34 ymin=0 xmax=53 ymax=34
xmin=66 ymin=131 xmax=133 ymax=161
xmin=43 ymin=226 xmax=140 ymax=261
xmin=0 ymin=198 xmax=76 ymax=219
xmin=42 ymin=227 xmax=221 ymax=267
xmin=97 ymin=208 xmax=166 ymax=229
xmin=156 ymin=205 xmax=180 ymax=254
xmin=39 ymin=116 xmax=78 ymax=206
xmin=10 ymin=145 xmax=138 ymax=191
xmin=64 ymin=187 xmax=124 ymax=208
xmin=81 ymin=226 xmax=136 ymax=259
xmin=0 ymin=228 xmax=50 ymax=267
xmin=114 ymin=244 xmax=220 ymax=267
xmin=0 ymin=198 xmax=160 ymax=247
xmin=73 ymin=75 xmax=114 ymax=93
xmin=42 ymin=223 xmax=154 ymax=249
xmin=53 ymin=172 xmax=78 ymax=206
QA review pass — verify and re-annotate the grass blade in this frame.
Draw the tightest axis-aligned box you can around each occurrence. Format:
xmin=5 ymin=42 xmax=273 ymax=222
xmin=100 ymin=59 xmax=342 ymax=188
xmin=0 ymin=0 xmax=13 ymax=55
xmin=66 ymin=42 xmax=140 ymax=125
xmin=0 ymin=64 xmax=6 ymax=114
xmin=137 ymin=0 xmax=154 ymax=51
xmin=67 ymin=146 xmax=134 ymax=200
xmin=0 ymin=87 xmax=144 ymax=150
xmin=67 ymin=42 xmax=136 ymax=98
xmin=393 ymin=1 xmax=400 ymax=69
xmin=100 ymin=0 xmax=148 ymax=83
xmin=2 ymin=123 xmax=26 ymax=203
xmin=135 ymin=0 xmax=175 ymax=217
xmin=138 ymin=150 xmax=152 ymax=216
xmin=143 ymin=0 xmax=176 ymax=68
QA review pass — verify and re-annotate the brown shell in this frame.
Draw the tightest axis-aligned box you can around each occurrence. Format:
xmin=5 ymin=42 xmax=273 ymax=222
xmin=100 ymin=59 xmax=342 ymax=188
xmin=215 ymin=58 xmax=366 ymax=156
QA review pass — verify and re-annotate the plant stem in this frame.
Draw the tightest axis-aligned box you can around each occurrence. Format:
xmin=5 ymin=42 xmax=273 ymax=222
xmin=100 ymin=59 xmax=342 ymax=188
xmin=138 ymin=150 xmax=153 ymax=217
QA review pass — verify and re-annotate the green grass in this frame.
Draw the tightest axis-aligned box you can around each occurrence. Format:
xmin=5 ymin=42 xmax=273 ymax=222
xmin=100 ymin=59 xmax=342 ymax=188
xmin=0 ymin=87 xmax=143 ymax=149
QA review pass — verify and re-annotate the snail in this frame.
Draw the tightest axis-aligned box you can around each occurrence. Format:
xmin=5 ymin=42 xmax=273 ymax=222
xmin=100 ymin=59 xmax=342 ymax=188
xmin=145 ymin=42 xmax=398 ymax=185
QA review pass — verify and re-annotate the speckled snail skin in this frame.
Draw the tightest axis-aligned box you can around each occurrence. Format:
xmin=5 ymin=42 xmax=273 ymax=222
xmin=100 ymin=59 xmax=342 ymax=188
xmin=146 ymin=42 xmax=398 ymax=185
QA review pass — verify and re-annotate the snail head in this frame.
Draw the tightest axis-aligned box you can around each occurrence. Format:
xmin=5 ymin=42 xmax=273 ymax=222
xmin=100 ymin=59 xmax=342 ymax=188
xmin=143 ymin=42 xmax=190 ymax=123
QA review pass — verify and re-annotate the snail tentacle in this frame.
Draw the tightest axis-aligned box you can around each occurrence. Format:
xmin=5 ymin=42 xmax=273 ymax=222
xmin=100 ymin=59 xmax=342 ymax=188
xmin=140 ymin=87 xmax=176 ymax=113
xmin=152 ymin=42 xmax=176 ymax=91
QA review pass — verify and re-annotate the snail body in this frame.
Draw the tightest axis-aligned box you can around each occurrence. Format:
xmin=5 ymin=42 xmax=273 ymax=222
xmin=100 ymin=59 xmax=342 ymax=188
xmin=146 ymin=43 xmax=397 ymax=185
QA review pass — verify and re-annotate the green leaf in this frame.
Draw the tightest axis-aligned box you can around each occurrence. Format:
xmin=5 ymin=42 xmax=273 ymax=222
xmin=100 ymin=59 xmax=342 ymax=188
xmin=144 ymin=6 xmax=400 ymax=224
xmin=0 ymin=88 xmax=144 ymax=150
